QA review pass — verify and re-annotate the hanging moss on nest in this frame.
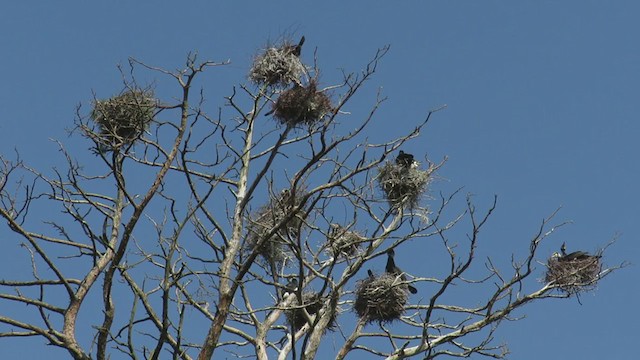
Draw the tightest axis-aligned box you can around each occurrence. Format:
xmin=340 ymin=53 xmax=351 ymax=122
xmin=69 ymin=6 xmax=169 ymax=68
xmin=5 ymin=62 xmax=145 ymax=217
xmin=90 ymin=89 xmax=156 ymax=149
xmin=285 ymin=292 xmax=337 ymax=332
xmin=354 ymin=273 xmax=408 ymax=324
xmin=377 ymin=162 xmax=432 ymax=209
xmin=245 ymin=189 xmax=308 ymax=269
xmin=249 ymin=39 xmax=306 ymax=87
xmin=545 ymin=253 xmax=602 ymax=295
xmin=271 ymin=81 xmax=333 ymax=127
xmin=327 ymin=224 xmax=364 ymax=258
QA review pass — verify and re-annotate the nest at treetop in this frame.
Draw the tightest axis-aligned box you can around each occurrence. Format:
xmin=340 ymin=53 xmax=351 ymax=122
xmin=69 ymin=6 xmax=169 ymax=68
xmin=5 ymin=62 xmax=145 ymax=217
xmin=354 ymin=273 xmax=408 ymax=324
xmin=245 ymin=189 xmax=308 ymax=269
xmin=377 ymin=162 xmax=432 ymax=209
xmin=249 ymin=40 xmax=306 ymax=87
xmin=270 ymin=81 xmax=333 ymax=127
xmin=90 ymin=89 xmax=156 ymax=149
xmin=327 ymin=224 xmax=364 ymax=258
xmin=285 ymin=292 xmax=337 ymax=332
xmin=545 ymin=254 xmax=602 ymax=295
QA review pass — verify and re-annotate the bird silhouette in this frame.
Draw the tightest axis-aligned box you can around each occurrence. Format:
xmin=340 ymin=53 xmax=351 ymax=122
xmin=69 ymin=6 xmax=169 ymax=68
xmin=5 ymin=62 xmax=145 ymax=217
xmin=283 ymin=278 xmax=299 ymax=297
xmin=559 ymin=242 xmax=598 ymax=262
xmin=367 ymin=269 xmax=376 ymax=281
xmin=291 ymin=36 xmax=305 ymax=57
xmin=395 ymin=150 xmax=417 ymax=169
xmin=385 ymin=248 xmax=417 ymax=294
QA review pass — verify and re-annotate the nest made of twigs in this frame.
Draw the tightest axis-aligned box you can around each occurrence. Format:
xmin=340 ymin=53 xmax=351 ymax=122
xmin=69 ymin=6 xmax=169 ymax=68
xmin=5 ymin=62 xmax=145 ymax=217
xmin=249 ymin=41 xmax=306 ymax=87
xmin=285 ymin=292 xmax=337 ymax=332
xmin=377 ymin=162 xmax=432 ymax=209
xmin=327 ymin=224 xmax=364 ymax=258
xmin=271 ymin=81 xmax=333 ymax=127
xmin=245 ymin=189 xmax=308 ymax=268
xmin=354 ymin=273 xmax=409 ymax=324
xmin=545 ymin=255 xmax=602 ymax=295
xmin=90 ymin=89 xmax=156 ymax=149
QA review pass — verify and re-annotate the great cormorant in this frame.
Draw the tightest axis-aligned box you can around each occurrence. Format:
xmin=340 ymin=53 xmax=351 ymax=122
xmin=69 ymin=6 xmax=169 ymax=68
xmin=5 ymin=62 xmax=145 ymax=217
xmin=367 ymin=269 xmax=375 ymax=280
xmin=558 ymin=242 xmax=594 ymax=262
xmin=385 ymin=248 xmax=418 ymax=294
xmin=283 ymin=278 xmax=298 ymax=297
xmin=395 ymin=150 xmax=418 ymax=169
xmin=291 ymin=36 xmax=305 ymax=57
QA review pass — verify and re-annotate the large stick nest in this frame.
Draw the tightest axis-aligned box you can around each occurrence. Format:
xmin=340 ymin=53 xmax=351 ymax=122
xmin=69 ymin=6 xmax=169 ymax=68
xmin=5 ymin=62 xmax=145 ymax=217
xmin=90 ymin=89 xmax=156 ymax=149
xmin=271 ymin=81 xmax=333 ymax=127
xmin=354 ymin=273 xmax=408 ymax=324
xmin=285 ymin=292 xmax=337 ymax=332
xmin=245 ymin=189 xmax=308 ymax=269
xmin=377 ymin=162 xmax=432 ymax=209
xmin=545 ymin=254 xmax=602 ymax=295
xmin=249 ymin=41 xmax=306 ymax=87
xmin=327 ymin=224 xmax=364 ymax=258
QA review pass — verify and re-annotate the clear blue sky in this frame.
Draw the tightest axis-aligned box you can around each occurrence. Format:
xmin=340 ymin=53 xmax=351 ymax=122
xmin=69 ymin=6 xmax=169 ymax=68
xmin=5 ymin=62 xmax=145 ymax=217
xmin=1 ymin=2 xmax=637 ymax=359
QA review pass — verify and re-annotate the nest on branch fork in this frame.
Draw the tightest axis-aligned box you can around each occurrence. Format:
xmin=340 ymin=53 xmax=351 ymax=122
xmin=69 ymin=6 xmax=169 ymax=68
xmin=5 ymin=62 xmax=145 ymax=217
xmin=285 ymin=292 xmax=337 ymax=332
xmin=270 ymin=80 xmax=332 ymax=127
xmin=545 ymin=253 xmax=602 ymax=295
xmin=326 ymin=224 xmax=364 ymax=258
xmin=90 ymin=89 xmax=156 ymax=150
xmin=249 ymin=38 xmax=306 ymax=87
xmin=377 ymin=162 xmax=432 ymax=209
xmin=354 ymin=273 xmax=409 ymax=324
xmin=245 ymin=189 xmax=308 ymax=270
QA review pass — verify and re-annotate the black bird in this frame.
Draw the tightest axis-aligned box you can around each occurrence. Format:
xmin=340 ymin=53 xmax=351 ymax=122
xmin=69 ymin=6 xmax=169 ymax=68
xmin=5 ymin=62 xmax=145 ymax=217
xmin=367 ymin=269 xmax=376 ymax=281
xmin=558 ymin=242 xmax=594 ymax=262
xmin=385 ymin=248 xmax=418 ymax=294
xmin=283 ymin=278 xmax=299 ymax=297
xmin=291 ymin=36 xmax=305 ymax=57
xmin=395 ymin=150 xmax=417 ymax=169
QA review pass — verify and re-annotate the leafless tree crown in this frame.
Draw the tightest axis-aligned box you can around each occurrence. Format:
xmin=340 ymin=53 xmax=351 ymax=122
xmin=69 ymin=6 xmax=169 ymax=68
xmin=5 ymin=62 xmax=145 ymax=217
xmin=0 ymin=39 xmax=622 ymax=360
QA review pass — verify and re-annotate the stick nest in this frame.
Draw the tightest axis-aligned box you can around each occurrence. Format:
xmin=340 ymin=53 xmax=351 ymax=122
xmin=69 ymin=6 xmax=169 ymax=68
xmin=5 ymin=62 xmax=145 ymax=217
xmin=271 ymin=81 xmax=333 ymax=127
xmin=354 ymin=273 xmax=408 ymax=324
xmin=327 ymin=224 xmax=364 ymax=258
xmin=285 ymin=292 xmax=337 ymax=332
xmin=249 ymin=41 xmax=306 ymax=87
xmin=377 ymin=162 xmax=432 ymax=209
xmin=90 ymin=89 xmax=156 ymax=149
xmin=545 ymin=255 xmax=602 ymax=295
xmin=245 ymin=190 xmax=308 ymax=269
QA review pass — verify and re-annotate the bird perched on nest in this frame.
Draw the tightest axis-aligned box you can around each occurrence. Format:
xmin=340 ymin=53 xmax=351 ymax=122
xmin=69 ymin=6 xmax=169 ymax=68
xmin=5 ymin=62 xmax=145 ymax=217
xmin=283 ymin=278 xmax=299 ymax=297
xmin=395 ymin=150 xmax=418 ymax=169
xmin=385 ymin=248 xmax=418 ymax=294
xmin=553 ymin=242 xmax=600 ymax=262
xmin=291 ymin=36 xmax=305 ymax=57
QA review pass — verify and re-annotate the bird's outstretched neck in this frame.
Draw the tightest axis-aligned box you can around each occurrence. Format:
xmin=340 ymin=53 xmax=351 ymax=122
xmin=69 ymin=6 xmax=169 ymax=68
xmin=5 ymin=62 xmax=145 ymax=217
xmin=291 ymin=36 xmax=305 ymax=57
xmin=385 ymin=248 xmax=418 ymax=294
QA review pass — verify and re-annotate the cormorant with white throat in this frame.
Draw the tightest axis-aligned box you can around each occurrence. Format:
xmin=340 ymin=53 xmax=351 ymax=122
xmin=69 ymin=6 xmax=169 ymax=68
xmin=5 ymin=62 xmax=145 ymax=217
xmin=283 ymin=278 xmax=298 ymax=297
xmin=395 ymin=150 xmax=418 ymax=169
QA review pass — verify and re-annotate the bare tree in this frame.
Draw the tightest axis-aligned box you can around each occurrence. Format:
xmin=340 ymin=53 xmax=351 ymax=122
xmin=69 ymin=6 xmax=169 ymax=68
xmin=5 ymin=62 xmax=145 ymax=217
xmin=0 ymin=39 xmax=622 ymax=360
